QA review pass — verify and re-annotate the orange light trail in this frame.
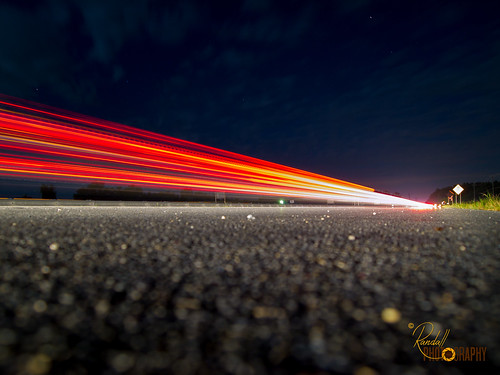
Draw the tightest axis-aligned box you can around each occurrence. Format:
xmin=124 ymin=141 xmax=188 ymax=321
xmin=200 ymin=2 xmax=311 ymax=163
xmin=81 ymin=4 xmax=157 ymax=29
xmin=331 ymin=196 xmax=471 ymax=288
xmin=0 ymin=94 xmax=432 ymax=208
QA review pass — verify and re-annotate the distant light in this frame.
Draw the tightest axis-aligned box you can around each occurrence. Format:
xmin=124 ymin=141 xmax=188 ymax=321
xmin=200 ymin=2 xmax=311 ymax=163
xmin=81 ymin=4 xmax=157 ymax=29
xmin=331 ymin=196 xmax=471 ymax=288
xmin=279 ymin=199 xmax=285 ymax=205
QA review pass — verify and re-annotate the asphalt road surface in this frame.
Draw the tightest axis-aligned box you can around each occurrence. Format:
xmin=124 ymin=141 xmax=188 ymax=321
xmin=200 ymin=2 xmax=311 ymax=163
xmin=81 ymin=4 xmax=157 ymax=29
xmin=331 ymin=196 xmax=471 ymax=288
xmin=1 ymin=204 xmax=499 ymax=374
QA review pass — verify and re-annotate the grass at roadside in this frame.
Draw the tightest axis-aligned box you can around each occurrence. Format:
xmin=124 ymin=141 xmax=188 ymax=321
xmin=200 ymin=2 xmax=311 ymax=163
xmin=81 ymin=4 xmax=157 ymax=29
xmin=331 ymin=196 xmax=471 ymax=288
xmin=454 ymin=194 xmax=500 ymax=211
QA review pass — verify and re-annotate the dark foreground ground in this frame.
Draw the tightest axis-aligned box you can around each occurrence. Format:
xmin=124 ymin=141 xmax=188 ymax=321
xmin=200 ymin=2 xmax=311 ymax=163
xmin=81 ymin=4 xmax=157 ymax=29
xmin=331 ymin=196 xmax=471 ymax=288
xmin=0 ymin=205 xmax=499 ymax=374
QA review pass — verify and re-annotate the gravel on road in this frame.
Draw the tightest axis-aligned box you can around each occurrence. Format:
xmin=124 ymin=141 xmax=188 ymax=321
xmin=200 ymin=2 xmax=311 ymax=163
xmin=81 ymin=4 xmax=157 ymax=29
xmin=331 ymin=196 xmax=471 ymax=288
xmin=0 ymin=205 xmax=499 ymax=374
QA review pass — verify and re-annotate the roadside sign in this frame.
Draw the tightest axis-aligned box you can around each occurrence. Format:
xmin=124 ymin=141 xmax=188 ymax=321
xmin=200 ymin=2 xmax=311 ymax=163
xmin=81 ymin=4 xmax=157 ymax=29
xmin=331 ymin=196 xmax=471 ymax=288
xmin=453 ymin=184 xmax=464 ymax=195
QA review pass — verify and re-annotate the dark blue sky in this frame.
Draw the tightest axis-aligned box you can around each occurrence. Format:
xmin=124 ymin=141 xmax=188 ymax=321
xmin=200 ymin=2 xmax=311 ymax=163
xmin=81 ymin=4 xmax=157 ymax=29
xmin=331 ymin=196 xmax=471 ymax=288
xmin=1 ymin=0 xmax=499 ymax=201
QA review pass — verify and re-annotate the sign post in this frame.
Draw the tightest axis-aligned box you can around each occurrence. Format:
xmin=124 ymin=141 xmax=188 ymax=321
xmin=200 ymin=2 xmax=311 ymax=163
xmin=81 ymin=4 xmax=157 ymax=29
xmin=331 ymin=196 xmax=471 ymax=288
xmin=453 ymin=184 xmax=464 ymax=204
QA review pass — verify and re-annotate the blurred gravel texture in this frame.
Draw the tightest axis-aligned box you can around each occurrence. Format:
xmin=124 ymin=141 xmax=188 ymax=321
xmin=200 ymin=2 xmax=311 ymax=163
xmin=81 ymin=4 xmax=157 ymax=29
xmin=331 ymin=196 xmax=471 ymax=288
xmin=0 ymin=205 xmax=499 ymax=374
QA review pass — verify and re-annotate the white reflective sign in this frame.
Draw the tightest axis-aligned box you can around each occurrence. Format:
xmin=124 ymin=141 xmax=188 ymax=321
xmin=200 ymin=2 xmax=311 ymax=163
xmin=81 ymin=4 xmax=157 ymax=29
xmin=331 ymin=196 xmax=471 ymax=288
xmin=453 ymin=184 xmax=464 ymax=195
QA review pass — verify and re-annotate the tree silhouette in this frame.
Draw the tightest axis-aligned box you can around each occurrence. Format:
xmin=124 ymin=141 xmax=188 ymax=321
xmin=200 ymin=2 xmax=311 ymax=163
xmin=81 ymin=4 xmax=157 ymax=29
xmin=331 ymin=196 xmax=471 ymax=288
xmin=40 ymin=184 xmax=57 ymax=199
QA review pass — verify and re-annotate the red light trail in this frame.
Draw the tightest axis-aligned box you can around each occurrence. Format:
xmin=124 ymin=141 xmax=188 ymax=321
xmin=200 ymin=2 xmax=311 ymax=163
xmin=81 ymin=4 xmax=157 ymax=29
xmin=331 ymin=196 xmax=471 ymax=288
xmin=0 ymin=94 xmax=432 ymax=208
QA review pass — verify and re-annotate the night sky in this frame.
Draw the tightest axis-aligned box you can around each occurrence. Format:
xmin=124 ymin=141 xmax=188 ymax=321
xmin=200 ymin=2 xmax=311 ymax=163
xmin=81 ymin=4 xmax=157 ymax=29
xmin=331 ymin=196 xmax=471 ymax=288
xmin=1 ymin=0 xmax=499 ymax=201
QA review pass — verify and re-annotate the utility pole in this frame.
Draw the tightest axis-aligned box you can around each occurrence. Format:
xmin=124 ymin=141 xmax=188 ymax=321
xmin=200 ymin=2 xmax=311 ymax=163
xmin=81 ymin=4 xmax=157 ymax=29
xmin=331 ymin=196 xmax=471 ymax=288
xmin=490 ymin=174 xmax=500 ymax=196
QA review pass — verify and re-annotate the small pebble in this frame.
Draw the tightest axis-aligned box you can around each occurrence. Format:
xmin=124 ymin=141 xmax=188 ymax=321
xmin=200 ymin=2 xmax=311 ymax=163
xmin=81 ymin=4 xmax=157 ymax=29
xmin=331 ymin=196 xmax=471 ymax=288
xmin=25 ymin=353 xmax=51 ymax=375
xmin=381 ymin=308 xmax=401 ymax=324
xmin=33 ymin=300 xmax=47 ymax=313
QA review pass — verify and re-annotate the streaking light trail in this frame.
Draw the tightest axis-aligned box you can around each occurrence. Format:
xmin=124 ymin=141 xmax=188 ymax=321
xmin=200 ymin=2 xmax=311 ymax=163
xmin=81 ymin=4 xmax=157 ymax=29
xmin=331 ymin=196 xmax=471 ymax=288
xmin=0 ymin=94 xmax=432 ymax=208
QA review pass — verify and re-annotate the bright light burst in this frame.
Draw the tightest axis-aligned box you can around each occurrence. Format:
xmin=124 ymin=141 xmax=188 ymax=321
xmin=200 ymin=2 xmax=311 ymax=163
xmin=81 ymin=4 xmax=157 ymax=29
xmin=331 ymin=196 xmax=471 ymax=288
xmin=0 ymin=94 xmax=432 ymax=208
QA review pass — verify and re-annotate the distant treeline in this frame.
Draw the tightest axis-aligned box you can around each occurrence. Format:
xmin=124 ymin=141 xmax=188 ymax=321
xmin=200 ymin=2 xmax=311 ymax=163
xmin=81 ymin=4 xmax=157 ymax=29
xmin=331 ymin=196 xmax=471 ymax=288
xmin=73 ymin=183 xmax=210 ymax=201
xmin=72 ymin=183 xmax=282 ymax=203
xmin=427 ymin=181 xmax=498 ymax=203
